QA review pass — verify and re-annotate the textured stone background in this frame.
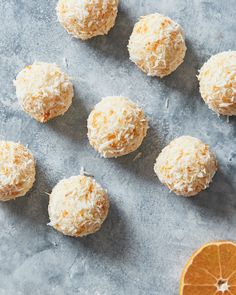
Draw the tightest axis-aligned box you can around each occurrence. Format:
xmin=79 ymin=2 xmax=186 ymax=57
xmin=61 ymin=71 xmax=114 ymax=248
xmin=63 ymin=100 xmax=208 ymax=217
xmin=0 ymin=0 xmax=236 ymax=294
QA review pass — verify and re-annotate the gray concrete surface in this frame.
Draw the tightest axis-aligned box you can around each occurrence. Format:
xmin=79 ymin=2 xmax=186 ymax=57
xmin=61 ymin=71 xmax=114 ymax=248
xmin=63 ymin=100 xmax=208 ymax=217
xmin=0 ymin=0 xmax=236 ymax=294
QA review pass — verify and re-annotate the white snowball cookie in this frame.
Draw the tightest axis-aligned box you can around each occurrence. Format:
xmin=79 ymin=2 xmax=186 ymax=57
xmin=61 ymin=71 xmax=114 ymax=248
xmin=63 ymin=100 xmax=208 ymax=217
xmin=56 ymin=0 xmax=119 ymax=40
xmin=14 ymin=62 xmax=74 ymax=123
xmin=154 ymin=136 xmax=217 ymax=197
xmin=198 ymin=51 xmax=236 ymax=116
xmin=128 ymin=13 xmax=187 ymax=77
xmin=87 ymin=96 xmax=148 ymax=158
xmin=0 ymin=141 xmax=36 ymax=201
xmin=48 ymin=175 xmax=109 ymax=237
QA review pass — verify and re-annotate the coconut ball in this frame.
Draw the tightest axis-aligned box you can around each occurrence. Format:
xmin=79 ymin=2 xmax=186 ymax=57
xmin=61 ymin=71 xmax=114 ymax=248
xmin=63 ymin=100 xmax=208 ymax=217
xmin=198 ymin=51 xmax=236 ymax=116
xmin=154 ymin=136 xmax=217 ymax=197
xmin=128 ymin=13 xmax=187 ymax=78
xmin=56 ymin=0 xmax=119 ymax=40
xmin=48 ymin=175 xmax=109 ymax=237
xmin=87 ymin=96 xmax=148 ymax=158
xmin=14 ymin=62 xmax=74 ymax=123
xmin=0 ymin=141 xmax=36 ymax=201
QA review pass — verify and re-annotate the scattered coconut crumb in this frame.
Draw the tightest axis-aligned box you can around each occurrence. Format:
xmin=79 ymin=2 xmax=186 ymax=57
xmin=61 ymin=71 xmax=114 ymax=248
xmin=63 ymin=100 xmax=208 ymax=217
xmin=80 ymin=166 xmax=94 ymax=177
xmin=133 ymin=152 xmax=143 ymax=161
xmin=165 ymin=97 xmax=169 ymax=109
xmin=63 ymin=57 xmax=68 ymax=68
xmin=80 ymin=166 xmax=85 ymax=175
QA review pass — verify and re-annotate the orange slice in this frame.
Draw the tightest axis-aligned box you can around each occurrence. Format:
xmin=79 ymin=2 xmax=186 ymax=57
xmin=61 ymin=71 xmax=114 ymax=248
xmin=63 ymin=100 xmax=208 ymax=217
xmin=180 ymin=241 xmax=236 ymax=295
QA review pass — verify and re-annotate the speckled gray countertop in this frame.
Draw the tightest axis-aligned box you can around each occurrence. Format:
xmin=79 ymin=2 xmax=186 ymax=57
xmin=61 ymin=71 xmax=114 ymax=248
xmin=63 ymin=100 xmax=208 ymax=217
xmin=0 ymin=0 xmax=235 ymax=294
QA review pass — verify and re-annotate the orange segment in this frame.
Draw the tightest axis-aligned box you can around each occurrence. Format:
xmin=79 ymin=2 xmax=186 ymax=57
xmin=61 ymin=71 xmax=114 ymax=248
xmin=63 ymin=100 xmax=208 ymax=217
xmin=229 ymin=286 xmax=236 ymax=295
xmin=180 ymin=241 xmax=236 ymax=295
xmin=219 ymin=242 xmax=236 ymax=279
xmin=182 ymin=286 xmax=216 ymax=295
xmin=184 ymin=264 xmax=217 ymax=285
xmin=228 ymin=271 xmax=236 ymax=285
xmin=184 ymin=244 xmax=220 ymax=283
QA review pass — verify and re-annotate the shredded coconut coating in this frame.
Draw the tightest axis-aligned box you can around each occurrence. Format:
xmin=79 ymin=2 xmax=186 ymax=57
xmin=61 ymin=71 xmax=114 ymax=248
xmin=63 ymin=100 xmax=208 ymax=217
xmin=87 ymin=96 xmax=148 ymax=158
xmin=0 ymin=141 xmax=36 ymax=201
xmin=48 ymin=175 xmax=109 ymax=237
xmin=56 ymin=0 xmax=119 ymax=40
xmin=154 ymin=136 xmax=217 ymax=197
xmin=128 ymin=13 xmax=187 ymax=78
xmin=14 ymin=62 xmax=74 ymax=123
xmin=198 ymin=51 xmax=236 ymax=116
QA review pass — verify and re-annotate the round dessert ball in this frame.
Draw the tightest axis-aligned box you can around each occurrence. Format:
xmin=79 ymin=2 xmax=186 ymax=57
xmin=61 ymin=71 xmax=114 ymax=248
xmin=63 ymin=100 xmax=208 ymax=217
xmin=48 ymin=175 xmax=109 ymax=237
xmin=198 ymin=51 xmax=236 ymax=116
xmin=154 ymin=136 xmax=217 ymax=197
xmin=128 ymin=13 xmax=187 ymax=78
xmin=87 ymin=96 xmax=148 ymax=158
xmin=14 ymin=62 xmax=74 ymax=123
xmin=0 ymin=141 xmax=36 ymax=201
xmin=56 ymin=0 xmax=119 ymax=40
